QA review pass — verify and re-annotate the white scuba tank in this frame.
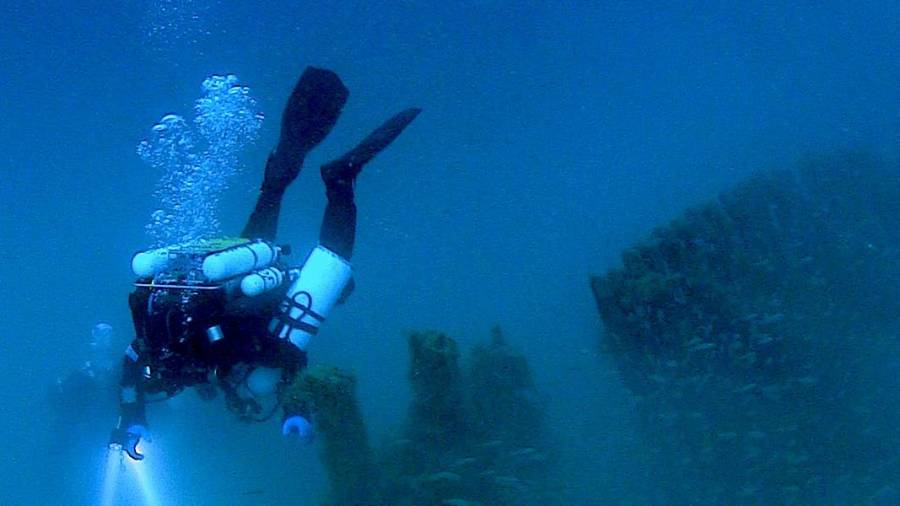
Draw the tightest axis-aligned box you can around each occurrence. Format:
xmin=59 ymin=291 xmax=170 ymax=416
xmin=240 ymin=267 xmax=285 ymax=297
xmin=269 ymin=245 xmax=352 ymax=350
xmin=131 ymin=247 xmax=172 ymax=278
xmin=202 ymin=240 xmax=279 ymax=282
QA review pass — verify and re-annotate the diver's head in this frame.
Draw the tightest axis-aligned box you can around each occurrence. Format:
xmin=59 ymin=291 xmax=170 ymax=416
xmin=223 ymin=363 xmax=284 ymax=399
xmin=245 ymin=366 xmax=283 ymax=397
xmin=91 ymin=323 xmax=113 ymax=351
xmin=219 ymin=363 xmax=284 ymax=421
xmin=88 ymin=322 xmax=116 ymax=369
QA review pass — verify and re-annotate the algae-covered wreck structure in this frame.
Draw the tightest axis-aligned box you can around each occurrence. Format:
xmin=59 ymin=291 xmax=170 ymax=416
xmin=287 ymin=327 xmax=560 ymax=506
xmin=591 ymin=154 xmax=900 ymax=504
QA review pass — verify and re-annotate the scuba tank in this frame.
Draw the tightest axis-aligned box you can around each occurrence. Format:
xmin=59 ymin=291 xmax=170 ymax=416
xmin=269 ymin=245 xmax=352 ymax=350
xmin=202 ymin=240 xmax=280 ymax=281
xmin=132 ymin=238 xmax=282 ymax=282
xmin=130 ymin=238 xmax=288 ymax=351
xmin=240 ymin=267 xmax=286 ymax=297
xmin=131 ymin=246 xmax=172 ymax=278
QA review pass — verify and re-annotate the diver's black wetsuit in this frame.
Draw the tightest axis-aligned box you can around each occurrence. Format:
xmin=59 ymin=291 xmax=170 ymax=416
xmin=115 ymin=67 xmax=420 ymax=444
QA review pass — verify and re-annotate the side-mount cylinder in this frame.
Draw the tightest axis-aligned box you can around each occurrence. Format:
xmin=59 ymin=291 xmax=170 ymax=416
xmin=269 ymin=245 xmax=352 ymax=350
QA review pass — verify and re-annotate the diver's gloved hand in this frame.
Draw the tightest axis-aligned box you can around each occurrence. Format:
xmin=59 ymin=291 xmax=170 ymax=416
xmin=282 ymin=415 xmax=314 ymax=444
xmin=109 ymin=424 xmax=149 ymax=461
xmin=123 ymin=424 xmax=149 ymax=461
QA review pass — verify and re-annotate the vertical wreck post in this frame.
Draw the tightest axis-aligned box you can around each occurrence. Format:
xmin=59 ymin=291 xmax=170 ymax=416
xmin=407 ymin=331 xmax=468 ymax=458
xmin=283 ymin=364 xmax=376 ymax=506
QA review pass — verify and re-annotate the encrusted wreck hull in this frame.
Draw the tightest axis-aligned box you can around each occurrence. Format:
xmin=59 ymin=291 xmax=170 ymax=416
xmin=591 ymin=153 xmax=900 ymax=504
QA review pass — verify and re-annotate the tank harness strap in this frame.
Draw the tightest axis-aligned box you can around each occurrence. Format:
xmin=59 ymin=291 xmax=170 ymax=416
xmin=271 ymin=290 xmax=326 ymax=338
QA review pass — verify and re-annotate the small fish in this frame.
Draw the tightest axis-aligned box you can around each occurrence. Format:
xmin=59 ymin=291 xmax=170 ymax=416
xmin=744 ymin=445 xmax=761 ymax=459
xmin=760 ymin=313 xmax=785 ymax=324
xmin=740 ymin=485 xmax=759 ymax=496
xmin=442 ymin=500 xmax=480 ymax=506
xmin=493 ymin=476 xmax=525 ymax=491
xmin=760 ymin=385 xmax=781 ymax=401
xmin=423 ymin=471 xmax=461 ymax=483
xmin=797 ymin=376 xmax=818 ymax=386
xmin=649 ymin=374 xmax=668 ymax=384
xmin=450 ymin=457 xmax=477 ymax=468
xmin=733 ymin=383 xmax=757 ymax=394
xmin=689 ymin=342 xmax=716 ymax=352
xmin=509 ymin=448 xmax=538 ymax=458
xmin=658 ymin=411 xmax=679 ymax=422
xmin=852 ymin=405 xmax=873 ymax=416
xmin=753 ymin=334 xmax=774 ymax=346
xmin=786 ymin=451 xmax=809 ymax=465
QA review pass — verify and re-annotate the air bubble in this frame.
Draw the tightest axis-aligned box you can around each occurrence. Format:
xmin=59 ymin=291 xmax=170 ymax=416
xmin=137 ymin=75 xmax=262 ymax=247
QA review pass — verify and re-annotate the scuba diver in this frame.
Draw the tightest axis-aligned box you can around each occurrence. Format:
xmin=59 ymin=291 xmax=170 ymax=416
xmin=109 ymin=67 xmax=421 ymax=460
xmin=50 ymin=323 xmax=118 ymax=421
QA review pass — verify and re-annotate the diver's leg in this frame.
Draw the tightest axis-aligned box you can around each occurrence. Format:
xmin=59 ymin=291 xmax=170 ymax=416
xmin=317 ymin=107 xmax=422 ymax=259
xmin=319 ymin=179 xmax=357 ymax=258
xmin=242 ymin=155 xmax=287 ymax=242
xmin=242 ymin=67 xmax=349 ymax=241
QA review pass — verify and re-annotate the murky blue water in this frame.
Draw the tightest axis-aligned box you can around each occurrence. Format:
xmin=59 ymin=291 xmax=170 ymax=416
xmin=2 ymin=1 xmax=900 ymax=504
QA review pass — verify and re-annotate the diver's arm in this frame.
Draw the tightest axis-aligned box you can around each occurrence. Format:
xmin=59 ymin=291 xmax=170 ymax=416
xmin=109 ymin=340 xmax=149 ymax=460
xmin=241 ymin=154 xmax=291 ymax=242
xmin=276 ymin=342 xmax=314 ymax=442
xmin=118 ymin=342 xmax=147 ymax=426
xmin=275 ymin=340 xmax=307 ymax=413
xmin=121 ymin=290 xmax=149 ymax=428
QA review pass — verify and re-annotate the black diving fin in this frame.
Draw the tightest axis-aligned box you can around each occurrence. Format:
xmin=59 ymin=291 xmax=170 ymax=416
xmin=266 ymin=66 xmax=350 ymax=191
xmin=244 ymin=67 xmax=350 ymax=240
xmin=321 ymin=107 xmax=422 ymax=185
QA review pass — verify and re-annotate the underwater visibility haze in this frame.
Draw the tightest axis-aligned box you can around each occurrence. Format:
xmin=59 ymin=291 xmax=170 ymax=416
xmin=2 ymin=1 xmax=900 ymax=504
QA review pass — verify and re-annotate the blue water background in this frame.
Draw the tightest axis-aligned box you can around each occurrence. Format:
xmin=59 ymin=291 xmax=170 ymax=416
xmin=1 ymin=1 xmax=900 ymax=503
